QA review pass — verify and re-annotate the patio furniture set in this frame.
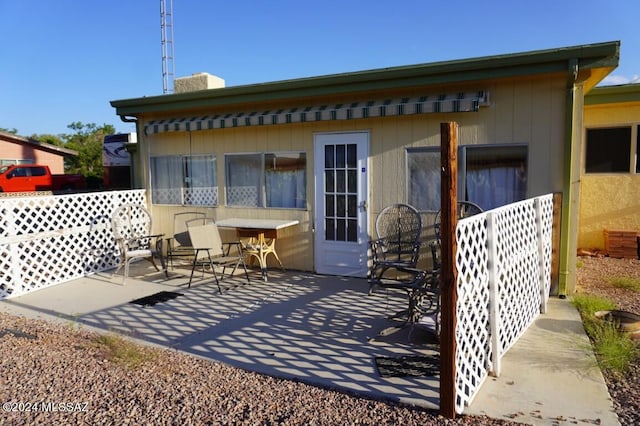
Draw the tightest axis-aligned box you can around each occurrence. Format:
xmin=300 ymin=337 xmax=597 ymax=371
xmin=367 ymin=202 xmax=483 ymax=338
xmin=111 ymin=201 xmax=483 ymax=338
xmin=110 ymin=204 xmax=297 ymax=288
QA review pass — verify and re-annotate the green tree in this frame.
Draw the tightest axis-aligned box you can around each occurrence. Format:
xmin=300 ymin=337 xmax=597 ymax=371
xmin=32 ymin=133 xmax=65 ymax=147
xmin=61 ymin=122 xmax=115 ymax=178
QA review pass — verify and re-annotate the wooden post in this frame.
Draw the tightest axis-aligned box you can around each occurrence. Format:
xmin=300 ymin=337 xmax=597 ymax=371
xmin=439 ymin=122 xmax=458 ymax=418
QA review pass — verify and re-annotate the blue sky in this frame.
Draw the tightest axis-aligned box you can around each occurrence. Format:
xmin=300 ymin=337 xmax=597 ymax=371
xmin=2 ymin=0 xmax=639 ymax=137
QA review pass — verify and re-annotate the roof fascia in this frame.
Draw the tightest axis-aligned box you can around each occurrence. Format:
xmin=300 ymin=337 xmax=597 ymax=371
xmin=585 ymin=83 xmax=640 ymax=105
xmin=111 ymin=41 xmax=620 ymax=116
xmin=0 ymin=131 xmax=78 ymax=157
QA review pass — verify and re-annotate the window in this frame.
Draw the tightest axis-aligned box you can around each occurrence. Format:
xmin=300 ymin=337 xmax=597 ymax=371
xmin=150 ymin=154 xmax=217 ymax=206
xmin=407 ymin=148 xmax=441 ymax=211
xmin=226 ymin=152 xmax=306 ymax=208
xmin=461 ymin=145 xmax=528 ymax=211
xmin=407 ymin=144 xmax=528 ymax=212
xmin=1 ymin=159 xmax=34 ymax=165
xmin=585 ymin=127 xmax=634 ymax=173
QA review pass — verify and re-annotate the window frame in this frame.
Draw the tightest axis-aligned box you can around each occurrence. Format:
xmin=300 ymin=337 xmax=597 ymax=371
xmin=406 ymin=143 xmax=529 ymax=212
xmin=224 ymin=151 xmax=307 ymax=209
xmin=584 ymin=125 xmax=638 ymax=174
xmin=149 ymin=153 xmax=218 ymax=206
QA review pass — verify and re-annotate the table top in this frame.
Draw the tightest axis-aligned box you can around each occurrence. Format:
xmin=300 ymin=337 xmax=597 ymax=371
xmin=216 ymin=218 xmax=299 ymax=230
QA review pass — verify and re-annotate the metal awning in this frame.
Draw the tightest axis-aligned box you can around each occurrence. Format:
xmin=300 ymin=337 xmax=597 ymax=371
xmin=144 ymin=90 xmax=489 ymax=135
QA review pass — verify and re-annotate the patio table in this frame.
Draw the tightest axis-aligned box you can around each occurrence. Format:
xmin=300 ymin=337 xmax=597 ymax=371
xmin=216 ymin=218 xmax=299 ymax=281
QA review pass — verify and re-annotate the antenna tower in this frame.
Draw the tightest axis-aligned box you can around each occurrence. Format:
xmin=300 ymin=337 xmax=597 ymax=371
xmin=160 ymin=0 xmax=175 ymax=94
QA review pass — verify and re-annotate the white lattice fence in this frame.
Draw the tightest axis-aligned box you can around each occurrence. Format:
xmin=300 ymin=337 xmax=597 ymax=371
xmin=454 ymin=194 xmax=554 ymax=414
xmin=0 ymin=190 xmax=146 ymax=299
xmin=454 ymin=214 xmax=491 ymax=413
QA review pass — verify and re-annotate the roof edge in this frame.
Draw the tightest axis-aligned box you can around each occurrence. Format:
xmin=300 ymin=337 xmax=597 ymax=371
xmin=585 ymin=83 xmax=640 ymax=105
xmin=0 ymin=131 xmax=79 ymax=157
xmin=112 ymin=41 xmax=620 ymax=115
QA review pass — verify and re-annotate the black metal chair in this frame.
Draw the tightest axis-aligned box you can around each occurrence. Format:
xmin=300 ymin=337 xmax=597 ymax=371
xmin=433 ymin=200 xmax=484 ymax=241
xmin=368 ymin=203 xmax=422 ymax=294
xmin=165 ymin=211 xmax=205 ymax=269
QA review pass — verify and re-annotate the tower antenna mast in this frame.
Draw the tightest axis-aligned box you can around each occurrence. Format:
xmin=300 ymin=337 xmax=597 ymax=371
xmin=160 ymin=0 xmax=175 ymax=94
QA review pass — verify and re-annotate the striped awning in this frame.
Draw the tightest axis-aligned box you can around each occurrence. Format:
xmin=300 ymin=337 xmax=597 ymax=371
xmin=144 ymin=90 xmax=489 ymax=135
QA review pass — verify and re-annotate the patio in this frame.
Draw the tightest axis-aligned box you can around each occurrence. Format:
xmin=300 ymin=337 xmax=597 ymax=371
xmin=3 ymin=262 xmax=442 ymax=409
xmin=2 ymin=260 xmax=623 ymax=424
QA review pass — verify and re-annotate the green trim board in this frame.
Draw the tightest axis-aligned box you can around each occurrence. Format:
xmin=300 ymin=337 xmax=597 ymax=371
xmin=585 ymin=83 xmax=640 ymax=105
xmin=111 ymin=41 xmax=619 ymax=117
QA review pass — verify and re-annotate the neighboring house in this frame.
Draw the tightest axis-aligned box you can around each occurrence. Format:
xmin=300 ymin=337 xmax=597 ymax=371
xmin=580 ymin=83 xmax=640 ymax=253
xmin=0 ymin=131 xmax=77 ymax=173
xmin=111 ymin=41 xmax=620 ymax=294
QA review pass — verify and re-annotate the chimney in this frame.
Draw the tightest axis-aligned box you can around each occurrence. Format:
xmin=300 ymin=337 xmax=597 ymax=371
xmin=174 ymin=72 xmax=225 ymax=93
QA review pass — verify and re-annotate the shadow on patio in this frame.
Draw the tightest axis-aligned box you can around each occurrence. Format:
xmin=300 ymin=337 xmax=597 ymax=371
xmin=3 ymin=262 xmax=441 ymax=409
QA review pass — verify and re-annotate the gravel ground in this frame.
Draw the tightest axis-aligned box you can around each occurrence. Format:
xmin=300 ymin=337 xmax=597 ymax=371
xmin=575 ymin=255 xmax=640 ymax=426
xmin=0 ymin=314 xmax=518 ymax=426
xmin=0 ymin=256 xmax=637 ymax=425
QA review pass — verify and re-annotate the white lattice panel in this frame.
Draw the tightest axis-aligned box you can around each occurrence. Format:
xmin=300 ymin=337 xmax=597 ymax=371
xmin=0 ymin=190 xmax=146 ymax=299
xmin=227 ymin=186 xmax=258 ymax=206
xmin=492 ymin=199 xmax=541 ymax=358
xmin=455 ymin=214 xmax=491 ymax=414
xmin=537 ymin=195 xmax=554 ymax=309
xmin=184 ymin=187 xmax=218 ymax=206
xmin=453 ymin=194 xmax=554 ymax=414
xmin=152 ymin=188 xmax=182 ymax=205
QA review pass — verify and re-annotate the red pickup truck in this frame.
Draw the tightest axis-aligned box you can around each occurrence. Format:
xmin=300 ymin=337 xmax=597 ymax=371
xmin=0 ymin=164 xmax=85 ymax=193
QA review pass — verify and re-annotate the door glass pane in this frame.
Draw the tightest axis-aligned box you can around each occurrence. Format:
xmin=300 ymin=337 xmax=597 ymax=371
xmin=325 ymin=194 xmax=334 ymax=216
xmin=323 ymin=141 xmax=361 ymax=243
xmin=336 ymin=170 xmax=346 ymax=193
xmin=347 ymin=144 xmax=356 ymax=168
xmin=325 ymin=145 xmax=334 ymax=168
xmin=347 ymin=170 xmax=357 ymax=193
xmin=336 ymin=145 xmax=346 ymax=168
xmin=325 ymin=170 xmax=334 ymax=192
xmin=325 ymin=218 xmax=335 ymax=240
xmin=336 ymin=218 xmax=346 ymax=241
xmin=337 ymin=194 xmax=346 ymax=217
xmin=347 ymin=194 xmax=357 ymax=218
xmin=347 ymin=219 xmax=357 ymax=242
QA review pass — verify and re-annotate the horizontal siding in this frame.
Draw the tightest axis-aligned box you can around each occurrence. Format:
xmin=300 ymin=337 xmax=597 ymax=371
xmin=142 ymin=75 xmax=568 ymax=273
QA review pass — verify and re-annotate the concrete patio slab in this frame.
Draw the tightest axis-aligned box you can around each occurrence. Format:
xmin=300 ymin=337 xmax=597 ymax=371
xmin=2 ymin=264 xmax=441 ymax=409
xmin=1 ymin=263 xmax=620 ymax=425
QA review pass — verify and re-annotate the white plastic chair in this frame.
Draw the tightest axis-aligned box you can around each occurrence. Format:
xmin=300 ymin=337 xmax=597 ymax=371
xmin=111 ymin=204 xmax=166 ymax=285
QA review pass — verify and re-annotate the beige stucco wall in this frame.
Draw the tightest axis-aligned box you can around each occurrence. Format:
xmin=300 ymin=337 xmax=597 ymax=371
xmin=139 ymin=74 xmax=568 ymax=273
xmin=580 ymin=101 xmax=640 ymax=250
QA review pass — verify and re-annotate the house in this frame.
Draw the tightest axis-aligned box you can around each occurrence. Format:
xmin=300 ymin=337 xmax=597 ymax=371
xmin=0 ymin=131 xmax=77 ymax=173
xmin=580 ymin=83 xmax=640 ymax=256
xmin=111 ymin=41 xmax=620 ymax=294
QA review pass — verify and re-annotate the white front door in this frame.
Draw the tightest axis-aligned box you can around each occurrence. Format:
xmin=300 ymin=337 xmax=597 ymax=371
xmin=314 ymin=132 xmax=369 ymax=277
